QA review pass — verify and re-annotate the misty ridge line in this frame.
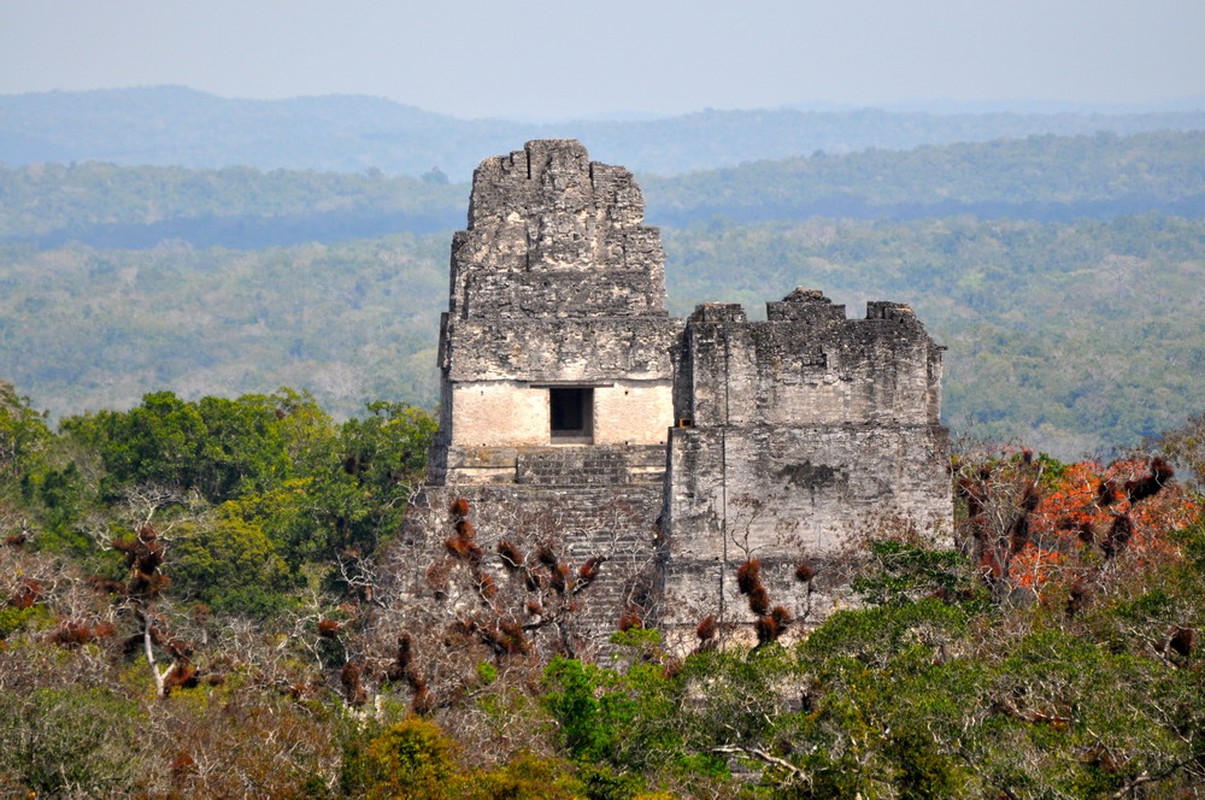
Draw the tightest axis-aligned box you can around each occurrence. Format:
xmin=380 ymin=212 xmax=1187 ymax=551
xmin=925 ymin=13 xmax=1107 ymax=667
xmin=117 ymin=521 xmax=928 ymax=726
xmin=2 ymin=85 xmax=1204 ymax=181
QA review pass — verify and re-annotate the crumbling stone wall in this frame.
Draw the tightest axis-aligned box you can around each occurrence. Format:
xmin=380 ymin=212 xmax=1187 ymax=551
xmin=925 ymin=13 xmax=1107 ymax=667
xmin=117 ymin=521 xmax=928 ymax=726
xmin=659 ymin=291 xmax=951 ymax=646
xmin=403 ymin=140 xmax=952 ymax=655
xmin=405 ymin=140 xmax=678 ymax=657
xmin=429 ymin=139 xmax=680 ymax=485
xmin=394 ymin=456 xmax=666 ymax=659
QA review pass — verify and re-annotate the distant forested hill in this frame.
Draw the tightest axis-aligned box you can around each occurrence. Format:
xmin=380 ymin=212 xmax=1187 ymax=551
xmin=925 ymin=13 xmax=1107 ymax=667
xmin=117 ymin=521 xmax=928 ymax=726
xmin=0 ymin=162 xmax=465 ymax=246
xmin=1 ymin=128 xmax=1202 ymax=458
xmin=0 ymin=234 xmax=448 ymax=416
xmin=3 ymin=86 xmax=1204 ymax=179
xmin=642 ymin=130 xmax=1205 ymax=225
xmin=2 ymin=130 xmax=1201 ymax=248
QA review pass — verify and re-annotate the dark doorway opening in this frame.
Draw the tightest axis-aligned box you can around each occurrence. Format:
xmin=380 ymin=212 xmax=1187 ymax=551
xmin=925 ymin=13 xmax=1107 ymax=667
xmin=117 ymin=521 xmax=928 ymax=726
xmin=550 ymin=387 xmax=594 ymax=443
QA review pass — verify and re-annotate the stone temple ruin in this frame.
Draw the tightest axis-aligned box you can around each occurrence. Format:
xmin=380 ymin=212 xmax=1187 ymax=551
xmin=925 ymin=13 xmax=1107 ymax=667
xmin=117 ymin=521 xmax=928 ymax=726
xmin=401 ymin=139 xmax=950 ymax=653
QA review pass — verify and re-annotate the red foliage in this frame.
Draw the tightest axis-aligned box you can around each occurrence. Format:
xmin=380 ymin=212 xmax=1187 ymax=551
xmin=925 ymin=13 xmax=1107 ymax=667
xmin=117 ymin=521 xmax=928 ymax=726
xmin=1125 ymin=456 xmax=1175 ymax=503
xmin=126 ymin=570 xmax=169 ymax=598
xmin=340 ymin=661 xmax=367 ymax=706
xmin=497 ymin=540 xmax=524 ymax=569
xmin=473 ymin=570 xmax=498 ymax=602
xmin=794 ymin=561 xmax=815 ymax=583
xmin=449 ymin=497 xmax=470 ymax=518
xmin=317 ymin=619 xmax=341 ymax=638
xmin=747 ymin=585 xmax=771 ymax=616
xmin=576 ymin=556 xmax=604 ymax=589
xmin=1104 ymin=515 xmax=1134 ymax=558
xmin=111 ymin=536 xmax=139 ymax=558
xmin=163 ymin=663 xmax=198 ymax=694
xmin=444 ymin=535 xmax=483 ymax=563
xmin=138 ymin=540 xmax=165 ymax=572
xmin=549 ymin=563 xmax=569 ymax=595
xmin=755 ymin=615 xmax=781 ymax=644
xmin=536 ymin=543 xmax=558 ymax=568
xmin=397 ymin=633 xmax=413 ymax=672
xmin=10 ymin=578 xmax=43 ymax=609
xmin=957 ymin=475 xmax=989 ymax=519
xmin=412 ymin=686 xmax=435 ymax=715
xmin=696 ymin=614 xmax=718 ymax=642
xmin=166 ymin=637 xmax=193 ymax=659
xmin=386 ymin=633 xmax=427 ymax=692
xmin=450 ymin=616 xmax=478 ymax=638
xmin=47 ymin=621 xmax=115 ymax=648
xmin=285 ymin=681 xmax=311 ymax=700
xmin=1168 ymin=626 xmax=1195 ymax=658
xmin=170 ymin=753 xmax=197 ymax=780
xmin=618 ymin=607 xmax=643 ymax=631
xmin=87 ymin=576 xmax=126 ymax=595
xmin=1008 ymin=515 xmax=1031 ymax=553
xmin=455 ymin=519 xmax=477 ymax=538
xmin=770 ymin=605 xmax=794 ymax=628
xmin=496 ymin=620 xmax=530 ymax=655
xmin=1096 ymin=479 xmax=1122 ymax=507
xmin=991 ymin=455 xmax=1199 ymax=591
xmin=1020 ymin=483 xmax=1041 ymax=512
xmin=736 ymin=560 xmax=761 ymax=595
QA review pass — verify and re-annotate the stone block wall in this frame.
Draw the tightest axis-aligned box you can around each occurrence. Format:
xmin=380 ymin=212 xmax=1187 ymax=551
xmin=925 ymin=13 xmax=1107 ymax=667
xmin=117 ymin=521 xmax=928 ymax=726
xmin=432 ymin=139 xmax=678 ymax=485
xmin=398 ymin=450 xmax=666 ymax=658
xmin=658 ymin=290 xmax=951 ymax=642
xmin=401 ymin=140 xmax=952 ymax=655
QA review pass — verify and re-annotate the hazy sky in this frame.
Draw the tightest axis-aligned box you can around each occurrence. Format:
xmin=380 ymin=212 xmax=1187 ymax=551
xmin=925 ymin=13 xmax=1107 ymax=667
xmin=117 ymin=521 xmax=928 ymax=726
xmin=2 ymin=0 xmax=1203 ymax=120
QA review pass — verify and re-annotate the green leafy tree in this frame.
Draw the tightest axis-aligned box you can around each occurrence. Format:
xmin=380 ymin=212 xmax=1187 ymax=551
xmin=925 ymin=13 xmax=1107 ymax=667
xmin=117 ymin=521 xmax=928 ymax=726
xmin=1160 ymin=411 xmax=1205 ymax=494
xmin=0 ymin=380 xmax=51 ymax=487
xmin=0 ymin=686 xmax=147 ymax=797
xmin=342 ymin=717 xmax=460 ymax=800
xmin=171 ymin=508 xmax=293 ymax=615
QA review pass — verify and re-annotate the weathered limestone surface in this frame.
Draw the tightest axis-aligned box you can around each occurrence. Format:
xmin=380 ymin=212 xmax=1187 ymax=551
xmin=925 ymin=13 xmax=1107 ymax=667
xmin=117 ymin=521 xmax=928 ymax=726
xmin=407 ymin=141 xmax=679 ymax=653
xmin=658 ymin=291 xmax=951 ymax=641
xmin=403 ymin=140 xmax=952 ymax=655
xmin=399 ymin=470 xmax=665 ymax=656
xmin=430 ymin=139 xmax=679 ymax=485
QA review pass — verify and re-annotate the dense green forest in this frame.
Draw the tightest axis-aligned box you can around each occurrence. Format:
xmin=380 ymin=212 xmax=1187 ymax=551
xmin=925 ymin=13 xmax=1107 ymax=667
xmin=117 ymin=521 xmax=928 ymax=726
xmin=2 ymin=217 xmax=1198 ymax=455
xmin=1 ymin=382 xmax=1202 ymax=797
xmin=0 ymin=233 xmax=448 ymax=415
xmin=4 ymin=86 xmax=1205 ymax=179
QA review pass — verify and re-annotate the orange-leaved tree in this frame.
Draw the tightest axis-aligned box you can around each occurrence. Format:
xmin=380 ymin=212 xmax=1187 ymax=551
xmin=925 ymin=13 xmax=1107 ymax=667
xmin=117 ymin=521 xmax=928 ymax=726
xmin=956 ymin=448 xmax=1199 ymax=601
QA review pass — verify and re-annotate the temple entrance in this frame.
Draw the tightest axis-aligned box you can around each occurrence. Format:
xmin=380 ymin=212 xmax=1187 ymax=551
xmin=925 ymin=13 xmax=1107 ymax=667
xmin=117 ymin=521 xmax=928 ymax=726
xmin=550 ymin=387 xmax=594 ymax=443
